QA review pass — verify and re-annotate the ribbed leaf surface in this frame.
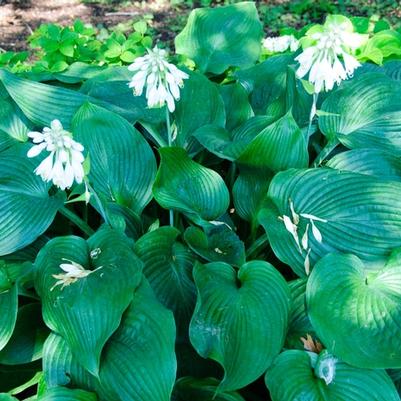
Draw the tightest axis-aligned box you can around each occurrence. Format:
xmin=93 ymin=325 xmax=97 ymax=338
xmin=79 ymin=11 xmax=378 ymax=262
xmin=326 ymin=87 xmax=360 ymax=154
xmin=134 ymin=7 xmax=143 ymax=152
xmin=259 ymin=168 xmax=401 ymax=276
xmin=153 ymin=147 xmax=230 ymax=223
xmin=0 ymin=144 xmax=64 ymax=256
xmin=307 ymin=251 xmax=401 ymax=368
xmin=72 ymin=103 xmax=156 ymax=214
xmin=190 ymin=261 xmax=290 ymax=391
xmin=175 ymin=2 xmax=262 ymax=74
xmin=265 ymin=350 xmax=400 ymax=401
xmin=35 ymin=227 xmax=142 ymax=375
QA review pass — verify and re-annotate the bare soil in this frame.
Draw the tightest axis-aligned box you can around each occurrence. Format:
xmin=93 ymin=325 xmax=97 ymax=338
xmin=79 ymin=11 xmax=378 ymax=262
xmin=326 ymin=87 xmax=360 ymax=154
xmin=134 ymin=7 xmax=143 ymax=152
xmin=0 ymin=0 xmax=176 ymax=51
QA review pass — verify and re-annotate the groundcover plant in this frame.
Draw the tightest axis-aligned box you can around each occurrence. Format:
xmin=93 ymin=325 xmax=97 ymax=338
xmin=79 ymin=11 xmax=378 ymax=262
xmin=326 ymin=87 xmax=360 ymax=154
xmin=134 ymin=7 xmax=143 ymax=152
xmin=1 ymin=1 xmax=401 ymax=400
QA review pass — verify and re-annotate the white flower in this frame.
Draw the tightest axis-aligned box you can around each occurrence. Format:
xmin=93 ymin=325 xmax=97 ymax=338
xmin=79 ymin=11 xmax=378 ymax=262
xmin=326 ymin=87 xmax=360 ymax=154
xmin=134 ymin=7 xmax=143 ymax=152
xmin=51 ymin=259 xmax=93 ymax=291
xmin=27 ymin=120 xmax=85 ymax=191
xmin=295 ymin=15 xmax=367 ymax=93
xmin=263 ymin=35 xmax=299 ymax=53
xmin=128 ymin=47 xmax=189 ymax=113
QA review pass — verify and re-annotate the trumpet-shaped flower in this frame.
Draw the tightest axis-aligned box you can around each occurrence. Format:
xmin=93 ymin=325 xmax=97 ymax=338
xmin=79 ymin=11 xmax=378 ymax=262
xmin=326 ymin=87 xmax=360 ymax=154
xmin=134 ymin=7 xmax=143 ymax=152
xmin=27 ymin=120 xmax=85 ymax=190
xmin=263 ymin=35 xmax=299 ymax=53
xmin=295 ymin=15 xmax=367 ymax=93
xmin=128 ymin=46 xmax=189 ymax=113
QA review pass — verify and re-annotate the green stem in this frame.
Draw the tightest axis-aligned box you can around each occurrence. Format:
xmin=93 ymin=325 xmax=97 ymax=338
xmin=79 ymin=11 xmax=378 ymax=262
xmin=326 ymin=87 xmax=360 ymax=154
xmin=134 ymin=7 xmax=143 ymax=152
xmin=165 ymin=108 xmax=174 ymax=227
xmin=246 ymin=233 xmax=268 ymax=259
xmin=60 ymin=206 xmax=95 ymax=237
xmin=140 ymin=121 xmax=167 ymax=147
xmin=85 ymin=180 xmax=111 ymax=226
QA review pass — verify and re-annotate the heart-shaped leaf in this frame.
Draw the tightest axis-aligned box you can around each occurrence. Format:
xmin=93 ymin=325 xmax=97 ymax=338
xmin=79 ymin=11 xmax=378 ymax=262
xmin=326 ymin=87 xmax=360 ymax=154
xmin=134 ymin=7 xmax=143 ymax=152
xmin=319 ymin=73 xmax=401 ymax=154
xmin=307 ymin=251 xmax=401 ymax=368
xmin=35 ymin=227 xmax=143 ymax=375
xmin=258 ymin=168 xmax=401 ymax=276
xmin=153 ymin=147 xmax=230 ymax=224
xmin=265 ymin=350 xmax=400 ymax=401
xmin=134 ymin=226 xmax=197 ymax=336
xmin=175 ymin=2 xmax=262 ymax=74
xmin=43 ymin=278 xmax=177 ymax=401
xmin=72 ymin=102 xmax=157 ymax=215
xmin=190 ymin=260 xmax=290 ymax=391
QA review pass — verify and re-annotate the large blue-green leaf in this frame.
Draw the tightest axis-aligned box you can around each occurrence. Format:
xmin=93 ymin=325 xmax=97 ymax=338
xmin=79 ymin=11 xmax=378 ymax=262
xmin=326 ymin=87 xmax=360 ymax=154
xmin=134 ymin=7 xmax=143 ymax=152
xmin=0 ymin=143 xmax=64 ymax=256
xmin=258 ymin=168 xmax=401 ymax=276
xmin=175 ymin=2 xmax=262 ymax=74
xmin=190 ymin=260 xmax=290 ymax=391
xmin=72 ymin=102 xmax=157 ymax=215
xmin=174 ymin=71 xmax=225 ymax=152
xmin=134 ymin=226 xmax=196 ymax=337
xmin=35 ymin=227 xmax=142 ymax=376
xmin=153 ymin=147 xmax=230 ymax=224
xmin=235 ymin=54 xmax=293 ymax=115
xmin=307 ymin=251 xmax=401 ymax=369
xmin=43 ymin=279 xmax=177 ymax=401
xmin=327 ymin=148 xmax=401 ymax=181
xmin=266 ymin=350 xmax=400 ymax=401
xmin=319 ymin=73 xmax=401 ymax=154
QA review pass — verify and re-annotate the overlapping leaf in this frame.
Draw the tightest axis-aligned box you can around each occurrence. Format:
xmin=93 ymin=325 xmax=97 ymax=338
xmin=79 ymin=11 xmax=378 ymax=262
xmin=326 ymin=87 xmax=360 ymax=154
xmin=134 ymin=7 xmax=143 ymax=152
xmin=319 ymin=73 xmax=401 ymax=154
xmin=190 ymin=261 xmax=290 ymax=391
xmin=43 ymin=279 xmax=177 ymax=401
xmin=307 ymin=251 xmax=401 ymax=368
xmin=35 ymin=227 xmax=142 ymax=375
xmin=72 ymin=102 xmax=157 ymax=214
xmin=259 ymin=168 xmax=401 ymax=276
xmin=266 ymin=350 xmax=400 ymax=401
xmin=153 ymin=147 xmax=230 ymax=223
xmin=0 ymin=144 xmax=64 ymax=256
xmin=175 ymin=2 xmax=262 ymax=74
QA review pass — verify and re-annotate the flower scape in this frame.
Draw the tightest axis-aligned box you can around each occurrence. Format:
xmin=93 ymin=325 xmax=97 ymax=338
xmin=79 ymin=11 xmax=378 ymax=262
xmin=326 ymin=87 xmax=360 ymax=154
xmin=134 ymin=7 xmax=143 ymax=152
xmin=1 ymin=2 xmax=401 ymax=401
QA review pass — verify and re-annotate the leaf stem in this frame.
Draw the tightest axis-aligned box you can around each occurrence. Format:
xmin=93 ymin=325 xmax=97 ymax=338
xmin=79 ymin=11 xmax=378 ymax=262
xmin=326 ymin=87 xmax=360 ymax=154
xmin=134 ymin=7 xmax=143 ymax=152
xmin=60 ymin=206 xmax=94 ymax=237
xmin=246 ymin=233 xmax=268 ymax=259
xmin=165 ymin=107 xmax=174 ymax=227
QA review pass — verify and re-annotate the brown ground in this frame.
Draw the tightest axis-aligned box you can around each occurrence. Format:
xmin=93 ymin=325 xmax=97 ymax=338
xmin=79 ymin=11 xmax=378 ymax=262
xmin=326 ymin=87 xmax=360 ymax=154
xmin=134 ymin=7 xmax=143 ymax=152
xmin=0 ymin=0 xmax=175 ymax=51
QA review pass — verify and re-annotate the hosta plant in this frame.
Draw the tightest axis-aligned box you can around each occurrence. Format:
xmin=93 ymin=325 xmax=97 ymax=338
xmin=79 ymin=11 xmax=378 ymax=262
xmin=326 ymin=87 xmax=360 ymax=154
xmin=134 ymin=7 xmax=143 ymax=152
xmin=0 ymin=1 xmax=401 ymax=400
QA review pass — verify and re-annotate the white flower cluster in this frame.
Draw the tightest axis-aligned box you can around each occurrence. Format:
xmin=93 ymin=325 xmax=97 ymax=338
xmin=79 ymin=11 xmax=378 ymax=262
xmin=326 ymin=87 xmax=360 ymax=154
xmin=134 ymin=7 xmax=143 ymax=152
xmin=295 ymin=16 xmax=366 ymax=93
xmin=279 ymin=200 xmax=327 ymax=275
xmin=27 ymin=120 xmax=85 ymax=190
xmin=263 ymin=35 xmax=299 ymax=53
xmin=128 ymin=46 xmax=189 ymax=113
